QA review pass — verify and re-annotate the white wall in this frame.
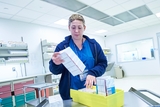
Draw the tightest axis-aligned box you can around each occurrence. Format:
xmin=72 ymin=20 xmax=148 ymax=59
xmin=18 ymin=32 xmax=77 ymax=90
xmin=0 ymin=18 xmax=104 ymax=80
xmin=105 ymin=24 xmax=160 ymax=76
xmin=3 ymin=18 xmax=160 ymax=79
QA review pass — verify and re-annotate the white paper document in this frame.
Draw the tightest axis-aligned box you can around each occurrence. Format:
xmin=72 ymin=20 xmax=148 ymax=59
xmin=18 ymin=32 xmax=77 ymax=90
xmin=60 ymin=47 xmax=86 ymax=76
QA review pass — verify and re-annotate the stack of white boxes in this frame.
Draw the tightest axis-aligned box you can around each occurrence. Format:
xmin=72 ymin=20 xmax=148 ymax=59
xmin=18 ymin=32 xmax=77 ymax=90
xmin=96 ymin=76 xmax=115 ymax=96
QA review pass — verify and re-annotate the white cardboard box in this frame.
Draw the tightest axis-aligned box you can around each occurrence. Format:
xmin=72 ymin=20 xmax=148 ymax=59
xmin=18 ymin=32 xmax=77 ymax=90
xmin=60 ymin=47 xmax=86 ymax=76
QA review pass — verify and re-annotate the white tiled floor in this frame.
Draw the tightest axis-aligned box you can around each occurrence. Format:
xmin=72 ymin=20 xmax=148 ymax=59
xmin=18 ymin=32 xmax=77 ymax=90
xmin=114 ymin=75 xmax=160 ymax=93
xmin=114 ymin=75 xmax=160 ymax=103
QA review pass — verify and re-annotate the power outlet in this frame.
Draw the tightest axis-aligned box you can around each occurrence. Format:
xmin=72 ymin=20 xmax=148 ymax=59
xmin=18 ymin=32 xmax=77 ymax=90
xmin=12 ymin=67 xmax=16 ymax=72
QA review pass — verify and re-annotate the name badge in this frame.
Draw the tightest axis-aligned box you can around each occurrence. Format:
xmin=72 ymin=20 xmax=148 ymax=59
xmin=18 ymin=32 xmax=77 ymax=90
xmin=79 ymin=70 xmax=88 ymax=81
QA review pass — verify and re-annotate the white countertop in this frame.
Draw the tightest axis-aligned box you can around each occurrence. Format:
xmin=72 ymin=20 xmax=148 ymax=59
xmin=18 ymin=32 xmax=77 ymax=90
xmin=0 ymin=72 xmax=52 ymax=83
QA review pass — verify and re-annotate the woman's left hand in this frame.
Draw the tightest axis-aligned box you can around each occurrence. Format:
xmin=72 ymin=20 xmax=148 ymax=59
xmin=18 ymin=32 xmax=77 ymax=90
xmin=85 ymin=75 xmax=96 ymax=89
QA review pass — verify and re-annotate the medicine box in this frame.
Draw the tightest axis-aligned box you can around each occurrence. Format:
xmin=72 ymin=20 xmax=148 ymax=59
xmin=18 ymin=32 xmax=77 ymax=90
xmin=96 ymin=76 xmax=115 ymax=96
xmin=60 ymin=47 xmax=86 ymax=76
xmin=70 ymin=88 xmax=124 ymax=107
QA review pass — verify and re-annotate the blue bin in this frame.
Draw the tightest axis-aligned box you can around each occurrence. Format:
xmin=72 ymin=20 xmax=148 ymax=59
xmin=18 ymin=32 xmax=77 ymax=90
xmin=0 ymin=98 xmax=2 ymax=106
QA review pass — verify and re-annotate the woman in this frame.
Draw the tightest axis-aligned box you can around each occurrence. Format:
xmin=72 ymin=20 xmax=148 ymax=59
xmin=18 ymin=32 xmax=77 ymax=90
xmin=49 ymin=14 xmax=107 ymax=100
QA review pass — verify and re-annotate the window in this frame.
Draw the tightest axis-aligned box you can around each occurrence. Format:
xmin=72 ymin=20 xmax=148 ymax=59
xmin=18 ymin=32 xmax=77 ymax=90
xmin=116 ymin=38 xmax=154 ymax=62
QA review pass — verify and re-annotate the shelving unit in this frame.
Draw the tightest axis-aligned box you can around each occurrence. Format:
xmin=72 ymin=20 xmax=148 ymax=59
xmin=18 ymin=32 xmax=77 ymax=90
xmin=0 ymin=43 xmax=29 ymax=64
xmin=103 ymin=48 xmax=111 ymax=62
xmin=41 ymin=39 xmax=56 ymax=73
xmin=40 ymin=40 xmax=60 ymax=91
xmin=103 ymin=48 xmax=111 ymax=55
xmin=0 ymin=41 xmax=29 ymax=80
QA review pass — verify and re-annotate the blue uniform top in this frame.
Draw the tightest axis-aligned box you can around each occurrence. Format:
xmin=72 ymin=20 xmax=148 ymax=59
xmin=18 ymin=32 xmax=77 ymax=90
xmin=69 ymin=39 xmax=95 ymax=89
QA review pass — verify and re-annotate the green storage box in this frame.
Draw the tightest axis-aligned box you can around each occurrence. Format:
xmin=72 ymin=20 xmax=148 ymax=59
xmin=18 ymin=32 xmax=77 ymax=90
xmin=1 ymin=97 xmax=12 ymax=104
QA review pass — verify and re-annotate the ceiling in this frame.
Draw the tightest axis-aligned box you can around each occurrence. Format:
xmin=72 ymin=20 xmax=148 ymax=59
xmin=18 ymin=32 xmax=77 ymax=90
xmin=0 ymin=0 xmax=160 ymax=37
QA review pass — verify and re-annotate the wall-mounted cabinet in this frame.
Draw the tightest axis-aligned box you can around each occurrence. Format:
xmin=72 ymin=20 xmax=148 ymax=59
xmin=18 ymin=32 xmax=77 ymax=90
xmin=0 ymin=43 xmax=29 ymax=64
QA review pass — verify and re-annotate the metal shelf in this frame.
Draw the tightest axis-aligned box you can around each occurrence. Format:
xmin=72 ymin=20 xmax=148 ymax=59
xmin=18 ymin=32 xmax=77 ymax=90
xmin=41 ymin=40 xmax=57 ymax=47
xmin=26 ymin=97 xmax=46 ymax=107
xmin=24 ymin=83 xmax=57 ymax=107
xmin=0 ymin=60 xmax=29 ymax=64
xmin=43 ymin=53 xmax=52 ymax=60
xmin=0 ymin=53 xmax=28 ymax=57
xmin=0 ymin=46 xmax=27 ymax=50
xmin=42 ymin=47 xmax=54 ymax=53
xmin=0 ymin=44 xmax=29 ymax=64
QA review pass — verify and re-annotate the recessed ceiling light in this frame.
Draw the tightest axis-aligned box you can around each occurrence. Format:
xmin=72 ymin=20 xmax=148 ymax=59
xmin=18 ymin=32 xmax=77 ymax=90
xmin=95 ymin=29 xmax=107 ymax=33
xmin=156 ymin=12 xmax=160 ymax=18
xmin=54 ymin=19 xmax=68 ymax=26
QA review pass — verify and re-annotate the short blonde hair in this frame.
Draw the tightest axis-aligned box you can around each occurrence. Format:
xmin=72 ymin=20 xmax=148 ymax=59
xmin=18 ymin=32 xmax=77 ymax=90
xmin=68 ymin=14 xmax=85 ymax=26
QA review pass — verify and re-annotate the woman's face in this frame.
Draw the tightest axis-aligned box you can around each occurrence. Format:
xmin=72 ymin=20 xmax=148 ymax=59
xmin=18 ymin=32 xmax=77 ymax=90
xmin=69 ymin=20 xmax=86 ymax=40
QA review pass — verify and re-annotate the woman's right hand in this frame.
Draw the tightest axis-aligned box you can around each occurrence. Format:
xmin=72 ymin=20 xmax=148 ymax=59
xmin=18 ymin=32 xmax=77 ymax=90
xmin=52 ymin=52 xmax=64 ymax=65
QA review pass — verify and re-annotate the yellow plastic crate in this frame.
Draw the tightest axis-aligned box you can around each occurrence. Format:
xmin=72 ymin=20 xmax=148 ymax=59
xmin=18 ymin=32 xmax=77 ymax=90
xmin=70 ymin=88 xmax=124 ymax=107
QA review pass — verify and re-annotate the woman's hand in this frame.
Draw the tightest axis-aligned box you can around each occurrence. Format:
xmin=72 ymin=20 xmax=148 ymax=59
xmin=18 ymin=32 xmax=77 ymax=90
xmin=52 ymin=52 xmax=64 ymax=65
xmin=85 ymin=75 xmax=96 ymax=89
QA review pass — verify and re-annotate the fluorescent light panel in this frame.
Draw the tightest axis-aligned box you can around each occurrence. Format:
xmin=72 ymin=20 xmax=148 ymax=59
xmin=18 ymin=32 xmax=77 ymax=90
xmin=101 ymin=17 xmax=123 ymax=26
xmin=78 ymin=7 xmax=109 ymax=20
xmin=43 ymin=0 xmax=87 ymax=12
xmin=129 ymin=5 xmax=153 ymax=18
xmin=114 ymin=12 xmax=137 ymax=22
xmin=54 ymin=19 xmax=68 ymax=26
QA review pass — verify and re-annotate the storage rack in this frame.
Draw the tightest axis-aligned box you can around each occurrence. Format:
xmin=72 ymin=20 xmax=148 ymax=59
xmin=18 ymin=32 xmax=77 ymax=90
xmin=40 ymin=39 xmax=57 ymax=73
xmin=0 ymin=44 xmax=29 ymax=64
xmin=40 ymin=39 xmax=60 ymax=94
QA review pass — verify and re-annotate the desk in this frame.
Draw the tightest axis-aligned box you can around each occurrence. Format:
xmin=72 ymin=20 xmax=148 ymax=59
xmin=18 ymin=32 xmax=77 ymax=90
xmin=24 ymin=83 xmax=57 ymax=107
